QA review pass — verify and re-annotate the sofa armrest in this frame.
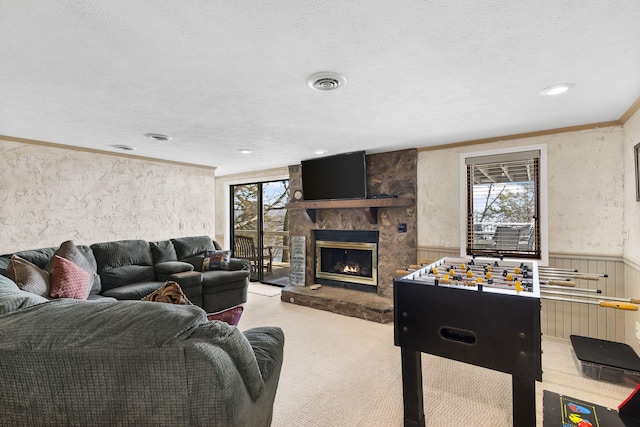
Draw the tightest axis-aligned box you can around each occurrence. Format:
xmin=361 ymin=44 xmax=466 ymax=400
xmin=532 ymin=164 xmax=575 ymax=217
xmin=169 ymin=270 xmax=202 ymax=289
xmin=229 ymin=258 xmax=251 ymax=272
xmin=154 ymin=261 xmax=194 ymax=275
xmin=155 ymin=261 xmax=195 ymax=281
xmin=243 ymin=326 xmax=285 ymax=383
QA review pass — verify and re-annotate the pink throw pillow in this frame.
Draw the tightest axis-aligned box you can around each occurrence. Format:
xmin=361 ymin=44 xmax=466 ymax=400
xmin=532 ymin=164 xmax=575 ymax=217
xmin=49 ymin=255 xmax=91 ymax=299
xmin=206 ymin=306 xmax=243 ymax=326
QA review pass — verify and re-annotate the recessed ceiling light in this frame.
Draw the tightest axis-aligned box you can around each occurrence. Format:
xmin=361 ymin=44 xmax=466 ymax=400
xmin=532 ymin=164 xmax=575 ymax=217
xmin=111 ymin=144 xmax=136 ymax=151
xmin=144 ymin=133 xmax=171 ymax=142
xmin=307 ymin=72 xmax=347 ymax=91
xmin=314 ymin=149 xmax=328 ymax=155
xmin=239 ymin=149 xmax=253 ymax=154
xmin=540 ymin=83 xmax=575 ymax=96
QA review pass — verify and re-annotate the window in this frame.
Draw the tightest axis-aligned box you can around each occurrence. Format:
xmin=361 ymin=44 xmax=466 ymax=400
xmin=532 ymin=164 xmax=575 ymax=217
xmin=461 ymin=146 xmax=547 ymax=262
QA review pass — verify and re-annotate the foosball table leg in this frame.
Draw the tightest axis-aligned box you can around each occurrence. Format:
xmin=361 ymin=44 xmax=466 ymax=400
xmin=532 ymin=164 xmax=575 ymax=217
xmin=512 ymin=375 xmax=536 ymax=427
xmin=401 ymin=347 xmax=425 ymax=427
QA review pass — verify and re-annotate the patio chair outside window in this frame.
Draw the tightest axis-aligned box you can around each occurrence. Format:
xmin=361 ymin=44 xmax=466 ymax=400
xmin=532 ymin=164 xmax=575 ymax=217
xmin=233 ymin=235 xmax=273 ymax=275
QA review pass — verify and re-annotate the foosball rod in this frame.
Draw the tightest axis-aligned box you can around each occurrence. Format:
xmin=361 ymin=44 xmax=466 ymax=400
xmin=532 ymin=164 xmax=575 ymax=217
xmin=540 ymin=284 xmax=601 ymax=293
xmin=540 ymin=279 xmax=576 ymax=287
xmin=541 ymin=295 xmax=638 ymax=310
xmin=539 ymin=267 xmax=607 ymax=279
xmin=541 ymin=289 xmax=640 ymax=304
xmin=539 ymin=273 xmax=602 ymax=281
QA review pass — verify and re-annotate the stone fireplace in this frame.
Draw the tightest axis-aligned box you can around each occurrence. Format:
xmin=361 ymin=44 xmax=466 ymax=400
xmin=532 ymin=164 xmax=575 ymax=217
xmin=282 ymin=149 xmax=417 ymax=323
xmin=314 ymin=230 xmax=378 ymax=293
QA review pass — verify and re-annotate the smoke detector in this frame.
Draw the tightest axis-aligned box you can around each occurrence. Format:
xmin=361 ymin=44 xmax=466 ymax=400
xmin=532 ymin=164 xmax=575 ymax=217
xmin=307 ymin=72 xmax=347 ymax=91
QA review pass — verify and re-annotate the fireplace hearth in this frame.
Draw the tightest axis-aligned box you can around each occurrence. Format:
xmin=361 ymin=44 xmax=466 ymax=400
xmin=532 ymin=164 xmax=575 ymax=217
xmin=314 ymin=230 xmax=378 ymax=293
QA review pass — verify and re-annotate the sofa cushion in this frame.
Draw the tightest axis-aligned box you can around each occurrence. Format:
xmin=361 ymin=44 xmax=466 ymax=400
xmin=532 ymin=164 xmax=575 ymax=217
xmin=171 ymin=235 xmax=216 ymax=260
xmin=0 ymin=298 xmax=208 ymax=349
xmin=49 ymin=255 xmax=91 ymax=300
xmin=142 ymin=281 xmax=192 ymax=305
xmin=101 ymin=281 xmax=164 ymax=300
xmin=76 ymin=245 xmax=102 ymax=295
xmin=91 ymin=240 xmax=153 ymax=271
xmin=0 ymin=274 xmax=49 ymax=315
xmin=150 ymin=240 xmax=178 ymax=263
xmin=5 ymin=255 xmax=50 ymax=297
xmin=44 ymin=240 xmax=99 ymax=292
xmin=6 ymin=247 xmax=57 ymax=270
xmin=203 ymin=250 xmax=231 ymax=271
xmin=100 ymin=265 xmax=157 ymax=291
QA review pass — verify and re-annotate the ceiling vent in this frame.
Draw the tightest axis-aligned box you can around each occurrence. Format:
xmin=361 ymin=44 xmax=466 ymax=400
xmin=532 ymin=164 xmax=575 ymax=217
xmin=144 ymin=133 xmax=171 ymax=142
xmin=111 ymin=144 xmax=136 ymax=151
xmin=307 ymin=72 xmax=347 ymax=91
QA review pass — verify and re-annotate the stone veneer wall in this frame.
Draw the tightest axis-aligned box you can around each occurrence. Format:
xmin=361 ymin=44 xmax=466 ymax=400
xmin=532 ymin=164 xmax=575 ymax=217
xmin=288 ymin=149 xmax=417 ymax=299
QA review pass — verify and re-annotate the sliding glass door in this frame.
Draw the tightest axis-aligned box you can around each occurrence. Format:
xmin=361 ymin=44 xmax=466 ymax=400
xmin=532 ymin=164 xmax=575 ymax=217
xmin=231 ymin=179 xmax=289 ymax=284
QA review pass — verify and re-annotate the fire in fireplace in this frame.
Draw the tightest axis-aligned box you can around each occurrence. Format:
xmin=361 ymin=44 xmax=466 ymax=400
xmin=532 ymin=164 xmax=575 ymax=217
xmin=314 ymin=230 xmax=378 ymax=292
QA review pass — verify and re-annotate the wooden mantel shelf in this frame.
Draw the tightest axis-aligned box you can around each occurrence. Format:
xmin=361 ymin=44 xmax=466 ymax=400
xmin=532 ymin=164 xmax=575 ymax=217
xmin=286 ymin=197 xmax=415 ymax=224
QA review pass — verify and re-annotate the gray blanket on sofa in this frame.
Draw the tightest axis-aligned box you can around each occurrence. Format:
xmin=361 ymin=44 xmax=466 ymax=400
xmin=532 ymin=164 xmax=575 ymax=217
xmin=0 ymin=277 xmax=284 ymax=426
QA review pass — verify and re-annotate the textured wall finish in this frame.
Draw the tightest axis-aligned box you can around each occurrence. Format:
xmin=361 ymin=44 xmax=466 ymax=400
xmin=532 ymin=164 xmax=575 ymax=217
xmin=288 ymin=149 xmax=417 ymax=299
xmin=0 ymin=138 xmax=216 ymax=253
xmin=418 ymin=127 xmax=625 ymax=256
xmin=623 ymin=108 xmax=640 ymax=349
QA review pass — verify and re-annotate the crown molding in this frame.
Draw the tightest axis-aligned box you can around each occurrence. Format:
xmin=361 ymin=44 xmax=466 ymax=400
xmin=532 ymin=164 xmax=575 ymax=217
xmin=0 ymin=134 xmax=217 ymax=171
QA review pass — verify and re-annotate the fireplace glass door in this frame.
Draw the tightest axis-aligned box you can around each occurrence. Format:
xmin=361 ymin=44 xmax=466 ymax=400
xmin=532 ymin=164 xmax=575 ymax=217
xmin=315 ymin=240 xmax=378 ymax=288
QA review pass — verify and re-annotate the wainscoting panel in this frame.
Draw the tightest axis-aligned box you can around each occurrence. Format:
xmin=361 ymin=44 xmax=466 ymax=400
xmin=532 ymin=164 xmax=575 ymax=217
xmin=416 ymin=247 xmax=626 ymax=341
xmin=624 ymin=261 xmax=640 ymax=352
xmin=545 ymin=256 xmax=625 ymax=342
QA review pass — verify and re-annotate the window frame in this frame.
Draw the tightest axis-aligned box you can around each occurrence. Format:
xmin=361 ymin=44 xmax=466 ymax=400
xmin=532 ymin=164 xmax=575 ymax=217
xmin=459 ymin=144 xmax=548 ymax=265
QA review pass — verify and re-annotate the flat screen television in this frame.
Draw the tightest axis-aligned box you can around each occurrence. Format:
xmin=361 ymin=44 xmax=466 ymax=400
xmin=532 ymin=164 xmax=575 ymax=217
xmin=301 ymin=151 xmax=367 ymax=201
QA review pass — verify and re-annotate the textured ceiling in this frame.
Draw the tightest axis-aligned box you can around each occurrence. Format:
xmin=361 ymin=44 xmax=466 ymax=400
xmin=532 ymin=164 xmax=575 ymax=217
xmin=2 ymin=1 xmax=640 ymax=176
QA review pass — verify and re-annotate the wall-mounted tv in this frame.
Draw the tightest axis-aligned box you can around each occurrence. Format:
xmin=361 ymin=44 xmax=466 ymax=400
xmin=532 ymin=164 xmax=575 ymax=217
xmin=301 ymin=151 xmax=367 ymax=201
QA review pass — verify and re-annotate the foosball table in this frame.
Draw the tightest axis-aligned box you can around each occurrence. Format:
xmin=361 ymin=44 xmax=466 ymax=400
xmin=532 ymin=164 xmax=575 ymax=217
xmin=394 ymin=256 xmax=542 ymax=427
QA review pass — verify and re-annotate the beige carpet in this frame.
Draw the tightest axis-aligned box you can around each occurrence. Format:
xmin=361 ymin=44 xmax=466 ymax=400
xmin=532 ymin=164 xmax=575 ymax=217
xmin=239 ymin=292 xmax=637 ymax=427
xmin=248 ymin=282 xmax=283 ymax=297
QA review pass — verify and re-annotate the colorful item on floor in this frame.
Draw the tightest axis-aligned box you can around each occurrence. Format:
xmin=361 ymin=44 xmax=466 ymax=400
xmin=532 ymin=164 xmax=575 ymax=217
xmin=543 ymin=390 xmax=627 ymax=427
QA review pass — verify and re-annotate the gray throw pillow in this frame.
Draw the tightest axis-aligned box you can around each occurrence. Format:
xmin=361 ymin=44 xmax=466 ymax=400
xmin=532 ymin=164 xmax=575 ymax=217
xmin=5 ymin=255 xmax=50 ymax=297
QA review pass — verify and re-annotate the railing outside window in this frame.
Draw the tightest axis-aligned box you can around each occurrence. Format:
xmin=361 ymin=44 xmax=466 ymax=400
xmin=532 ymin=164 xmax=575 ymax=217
xmin=465 ymin=150 xmax=541 ymax=259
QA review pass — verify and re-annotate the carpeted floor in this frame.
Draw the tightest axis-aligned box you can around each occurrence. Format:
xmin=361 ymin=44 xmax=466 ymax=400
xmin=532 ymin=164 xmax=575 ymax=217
xmin=239 ymin=289 xmax=637 ymax=426
xmin=248 ymin=282 xmax=283 ymax=297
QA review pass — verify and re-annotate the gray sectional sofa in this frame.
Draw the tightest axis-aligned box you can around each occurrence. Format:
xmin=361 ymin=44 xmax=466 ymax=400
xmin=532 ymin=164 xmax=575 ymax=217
xmin=0 ymin=236 xmax=285 ymax=426
xmin=0 ymin=274 xmax=285 ymax=426
xmin=0 ymin=235 xmax=250 ymax=314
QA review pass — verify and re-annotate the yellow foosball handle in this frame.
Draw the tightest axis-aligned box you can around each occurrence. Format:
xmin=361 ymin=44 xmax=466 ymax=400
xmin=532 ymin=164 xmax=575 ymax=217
xmin=599 ymin=301 xmax=638 ymax=311
xmin=548 ymin=280 xmax=575 ymax=287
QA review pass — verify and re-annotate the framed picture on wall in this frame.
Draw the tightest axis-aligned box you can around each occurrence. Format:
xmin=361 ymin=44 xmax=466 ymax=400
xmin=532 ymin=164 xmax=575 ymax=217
xmin=636 ymin=142 xmax=640 ymax=201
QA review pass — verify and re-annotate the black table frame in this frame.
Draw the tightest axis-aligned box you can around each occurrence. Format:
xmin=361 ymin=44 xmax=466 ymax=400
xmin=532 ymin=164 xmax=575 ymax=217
xmin=394 ymin=277 xmax=542 ymax=427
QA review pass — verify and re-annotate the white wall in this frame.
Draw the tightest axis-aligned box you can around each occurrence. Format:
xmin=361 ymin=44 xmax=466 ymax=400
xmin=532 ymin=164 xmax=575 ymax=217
xmin=624 ymin=110 xmax=640 ymax=264
xmin=418 ymin=127 xmax=625 ymax=256
xmin=0 ymin=138 xmax=216 ymax=253
xmin=623 ymin=109 xmax=640 ymax=347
